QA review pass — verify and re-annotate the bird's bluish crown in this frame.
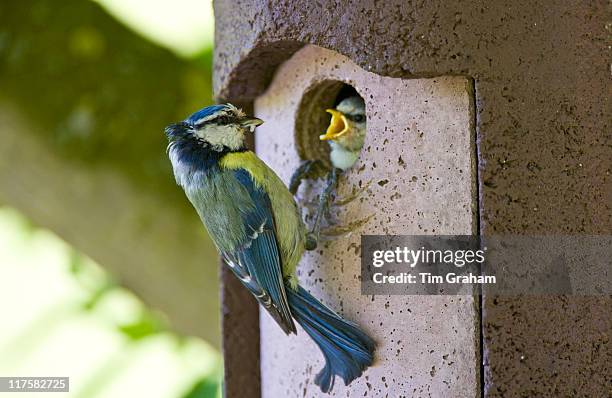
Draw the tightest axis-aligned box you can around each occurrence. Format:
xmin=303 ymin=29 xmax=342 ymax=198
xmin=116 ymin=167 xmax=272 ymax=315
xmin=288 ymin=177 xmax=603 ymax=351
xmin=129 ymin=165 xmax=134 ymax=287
xmin=186 ymin=104 xmax=243 ymax=126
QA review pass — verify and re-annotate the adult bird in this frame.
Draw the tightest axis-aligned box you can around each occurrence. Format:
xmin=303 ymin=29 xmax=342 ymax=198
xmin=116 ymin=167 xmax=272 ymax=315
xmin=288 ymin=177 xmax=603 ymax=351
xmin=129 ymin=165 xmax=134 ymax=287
xmin=165 ymin=104 xmax=375 ymax=393
xmin=290 ymin=96 xmax=368 ymax=248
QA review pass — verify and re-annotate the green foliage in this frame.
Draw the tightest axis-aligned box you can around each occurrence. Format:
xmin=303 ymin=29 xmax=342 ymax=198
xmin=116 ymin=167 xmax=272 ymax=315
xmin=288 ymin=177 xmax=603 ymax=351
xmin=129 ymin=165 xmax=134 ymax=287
xmin=118 ymin=310 xmax=166 ymax=340
xmin=181 ymin=375 xmax=221 ymax=398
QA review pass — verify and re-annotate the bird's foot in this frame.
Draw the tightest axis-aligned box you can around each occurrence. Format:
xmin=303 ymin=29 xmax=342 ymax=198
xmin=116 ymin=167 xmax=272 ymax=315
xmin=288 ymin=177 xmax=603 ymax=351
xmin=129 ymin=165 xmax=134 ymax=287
xmin=289 ymin=159 xmax=325 ymax=196
xmin=304 ymin=168 xmax=339 ymax=250
xmin=304 ymin=233 xmax=318 ymax=251
xmin=320 ymin=213 xmax=374 ymax=238
xmin=332 ymin=180 xmax=372 ymax=207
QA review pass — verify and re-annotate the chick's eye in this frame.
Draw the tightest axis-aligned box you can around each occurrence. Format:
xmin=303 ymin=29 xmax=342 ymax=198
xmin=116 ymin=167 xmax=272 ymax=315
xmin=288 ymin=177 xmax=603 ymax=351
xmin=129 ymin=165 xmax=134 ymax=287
xmin=353 ymin=114 xmax=365 ymax=123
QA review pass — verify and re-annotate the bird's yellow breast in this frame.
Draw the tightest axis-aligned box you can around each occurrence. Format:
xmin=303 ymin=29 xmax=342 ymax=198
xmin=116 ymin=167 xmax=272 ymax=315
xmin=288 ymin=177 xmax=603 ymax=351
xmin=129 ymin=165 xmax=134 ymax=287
xmin=220 ymin=151 xmax=305 ymax=281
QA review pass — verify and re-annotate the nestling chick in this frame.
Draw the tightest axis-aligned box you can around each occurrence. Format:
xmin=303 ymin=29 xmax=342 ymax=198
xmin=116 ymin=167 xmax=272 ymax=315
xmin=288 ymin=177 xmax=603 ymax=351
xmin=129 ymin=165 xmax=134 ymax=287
xmin=290 ymin=96 xmax=368 ymax=249
xmin=165 ymin=104 xmax=375 ymax=393
xmin=320 ymin=96 xmax=367 ymax=170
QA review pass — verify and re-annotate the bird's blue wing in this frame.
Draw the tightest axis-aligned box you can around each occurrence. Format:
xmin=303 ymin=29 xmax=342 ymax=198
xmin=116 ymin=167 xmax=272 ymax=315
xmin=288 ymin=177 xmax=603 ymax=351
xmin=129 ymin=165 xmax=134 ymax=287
xmin=222 ymin=168 xmax=296 ymax=334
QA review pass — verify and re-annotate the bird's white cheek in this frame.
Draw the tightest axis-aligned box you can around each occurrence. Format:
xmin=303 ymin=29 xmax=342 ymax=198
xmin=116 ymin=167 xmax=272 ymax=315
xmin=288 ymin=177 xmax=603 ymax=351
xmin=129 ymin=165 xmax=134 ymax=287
xmin=204 ymin=125 xmax=245 ymax=150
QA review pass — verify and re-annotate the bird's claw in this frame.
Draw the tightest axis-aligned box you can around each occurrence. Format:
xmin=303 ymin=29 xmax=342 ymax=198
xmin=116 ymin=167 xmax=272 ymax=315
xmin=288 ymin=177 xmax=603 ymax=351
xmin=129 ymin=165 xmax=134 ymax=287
xmin=333 ymin=180 xmax=372 ymax=207
xmin=299 ymin=170 xmax=372 ymax=248
xmin=289 ymin=159 xmax=325 ymax=195
xmin=320 ymin=214 xmax=374 ymax=238
xmin=305 ymin=233 xmax=318 ymax=251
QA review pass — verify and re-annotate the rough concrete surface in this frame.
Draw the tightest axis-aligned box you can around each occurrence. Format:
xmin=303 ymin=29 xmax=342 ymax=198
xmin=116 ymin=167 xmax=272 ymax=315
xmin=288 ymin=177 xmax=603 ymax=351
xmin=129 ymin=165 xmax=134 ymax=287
xmin=255 ymin=45 xmax=478 ymax=398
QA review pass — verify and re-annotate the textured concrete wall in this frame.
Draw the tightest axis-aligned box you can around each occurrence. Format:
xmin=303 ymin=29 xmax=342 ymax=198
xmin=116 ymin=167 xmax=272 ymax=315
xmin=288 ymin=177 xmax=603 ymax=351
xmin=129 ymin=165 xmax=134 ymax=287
xmin=254 ymin=46 xmax=478 ymax=397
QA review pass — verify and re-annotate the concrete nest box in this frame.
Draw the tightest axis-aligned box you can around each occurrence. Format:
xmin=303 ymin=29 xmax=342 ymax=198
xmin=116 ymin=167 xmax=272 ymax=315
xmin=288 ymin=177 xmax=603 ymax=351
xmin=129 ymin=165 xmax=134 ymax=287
xmin=215 ymin=3 xmax=611 ymax=397
xmin=252 ymin=45 xmax=478 ymax=397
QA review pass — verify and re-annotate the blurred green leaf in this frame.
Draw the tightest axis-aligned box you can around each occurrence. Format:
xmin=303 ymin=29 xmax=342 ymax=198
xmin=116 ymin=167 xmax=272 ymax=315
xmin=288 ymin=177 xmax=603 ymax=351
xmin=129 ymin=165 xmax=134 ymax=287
xmin=118 ymin=310 xmax=165 ymax=340
xmin=82 ymin=282 xmax=115 ymax=311
xmin=181 ymin=375 xmax=221 ymax=398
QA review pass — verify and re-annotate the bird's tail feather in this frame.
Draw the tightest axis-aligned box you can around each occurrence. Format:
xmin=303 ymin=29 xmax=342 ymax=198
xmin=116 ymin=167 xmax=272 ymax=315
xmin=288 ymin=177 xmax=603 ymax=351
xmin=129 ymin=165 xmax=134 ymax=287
xmin=286 ymin=285 xmax=375 ymax=393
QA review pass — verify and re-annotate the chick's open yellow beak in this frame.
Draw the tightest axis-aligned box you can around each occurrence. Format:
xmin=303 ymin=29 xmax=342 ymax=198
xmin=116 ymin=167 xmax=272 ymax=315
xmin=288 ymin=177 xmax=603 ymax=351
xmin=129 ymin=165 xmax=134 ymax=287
xmin=319 ymin=109 xmax=349 ymax=141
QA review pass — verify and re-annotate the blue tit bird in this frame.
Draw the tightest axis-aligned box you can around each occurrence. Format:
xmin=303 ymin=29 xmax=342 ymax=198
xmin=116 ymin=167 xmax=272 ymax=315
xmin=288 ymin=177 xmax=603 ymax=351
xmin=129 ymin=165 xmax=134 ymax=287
xmin=290 ymin=96 xmax=367 ymax=249
xmin=165 ymin=104 xmax=375 ymax=392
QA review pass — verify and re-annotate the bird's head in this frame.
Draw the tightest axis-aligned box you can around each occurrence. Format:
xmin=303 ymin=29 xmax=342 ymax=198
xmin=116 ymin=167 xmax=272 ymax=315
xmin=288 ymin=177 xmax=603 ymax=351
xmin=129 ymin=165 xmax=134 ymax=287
xmin=165 ymin=103 xmax=263 ymax=152
xmin=319 ymin=96 xmax=366 ymax=152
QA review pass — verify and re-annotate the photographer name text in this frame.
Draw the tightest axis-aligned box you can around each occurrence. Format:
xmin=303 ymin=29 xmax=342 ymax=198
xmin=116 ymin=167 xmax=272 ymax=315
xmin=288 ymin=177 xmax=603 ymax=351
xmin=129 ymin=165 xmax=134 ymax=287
xmin=370 ymin=247 xmax=496 ymax=285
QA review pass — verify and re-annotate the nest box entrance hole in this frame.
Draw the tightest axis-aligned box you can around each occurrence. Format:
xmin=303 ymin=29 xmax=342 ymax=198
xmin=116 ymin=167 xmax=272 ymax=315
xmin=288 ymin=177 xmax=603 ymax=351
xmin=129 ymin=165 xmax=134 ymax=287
xmin=294 ymin=81 xmax=365 ymax=176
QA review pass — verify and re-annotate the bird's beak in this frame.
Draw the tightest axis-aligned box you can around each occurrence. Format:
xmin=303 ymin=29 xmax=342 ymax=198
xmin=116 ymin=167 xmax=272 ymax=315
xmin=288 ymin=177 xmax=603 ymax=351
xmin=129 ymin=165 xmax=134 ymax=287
xmin=320 ymin=109 xmax=349 ymax=141
xmin=240 ymin=117 xmax=264 ymax=132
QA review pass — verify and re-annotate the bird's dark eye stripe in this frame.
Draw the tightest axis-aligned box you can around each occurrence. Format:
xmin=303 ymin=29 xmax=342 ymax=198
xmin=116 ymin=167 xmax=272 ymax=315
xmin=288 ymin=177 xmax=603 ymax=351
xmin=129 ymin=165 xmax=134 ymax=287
xmin=215 ymin=115 xmax=232 ymax=124
xmin=194 ymin=114 xmax=233 ymax=128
